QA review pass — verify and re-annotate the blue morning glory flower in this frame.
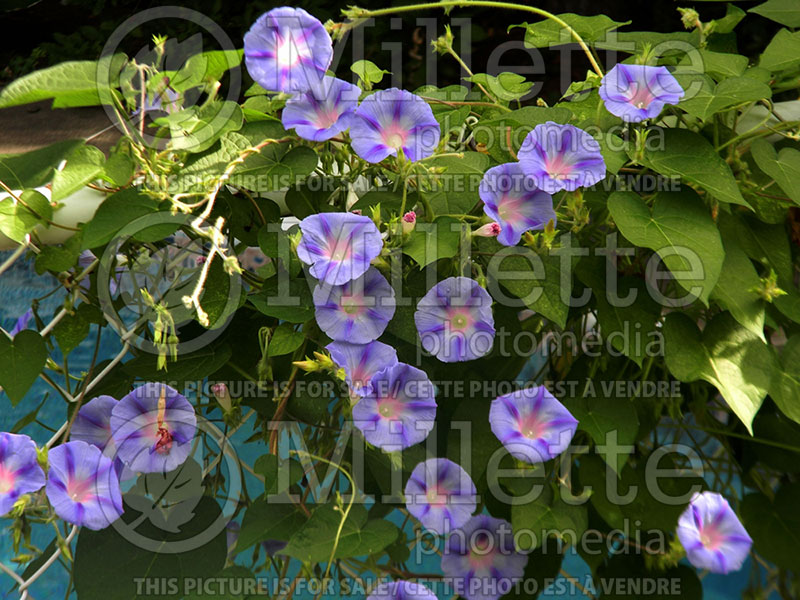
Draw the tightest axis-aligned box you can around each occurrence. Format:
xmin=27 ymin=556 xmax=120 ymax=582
xmin=479 ymin=162 xmax=556 ymax=246
xmin=441 ymin=514 xmax=528 ymax=600
xmin=297 ymin=212 xmax=384 ymax=286
xmin=0 ymin=433 xmax=46 ymax=516
xmin=45 ymin=440 xmax=123 ymax=530
xmin=352 ymin=362 xmax=437 ymax=451
xmin=327 ymin=340 xmax=398 ymax=397
xmin=405 ymin=458 xmax=477 ymax=535
xmin=599 ymin=64 xmax=685 ymax=123
xmin=489 ymin=386 xmax=578 ymax=464
xmin=517 ymin=122 xmax=606 ymax=193
xmin=314 ymin=267 xmax=396 ymax=343
xmin=350 ymin=88 xmax=441 ymax=163
xmin=282 ymin=76 xmax=361 ymax=141
xmin=244 ymin=7 xmax=333 ymax=93
xmin=110 ymin=383 xmax=196 ymax=474
xmin=677 ymin=491 xmax=753 ymax=574
xmin=414 ymin=277 xmax=495 ymax=363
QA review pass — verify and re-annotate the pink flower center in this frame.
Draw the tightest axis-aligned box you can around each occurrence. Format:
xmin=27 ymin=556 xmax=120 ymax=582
xmin=468 ymin=535 xmax=496 ymax=568
xmin=66 ymin=477 xmax=93 ymax=503
xmin=497 ymin=195 xmax=523 ymax=222
xmin=699 ymin=524 xmax=725 ymax=550
xmin=377 ymin=396 xmax=403 ymax=419
xmin=544 ymin=154 xmax=572 ymax=180
xmin=155 ymin=426 xmax=174 ymax=455
xmin=518 ymin=414 xmax=546 ymax=439
xmin=328 ymin=238 xmax=352 ymax=262
xmin=315 ymin=106 xmax=340 ymax=129
xmin=341 ymin=297 xmax=364 ymax=316
xmin=448 ymin=310 xmax=473 ymax=331
xmin=426 ymin=486 xmax=448 ymax=506
xmin=0 ymin=465 xmax=15 ymax=494
xmin=382 ymin=123 xmax=408 ymax=149
xmin=627 ymin=84 xmax=655 ymax=109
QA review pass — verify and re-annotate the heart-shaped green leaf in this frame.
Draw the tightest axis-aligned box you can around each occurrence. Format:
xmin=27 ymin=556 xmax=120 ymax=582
xmin=664 ymin=312 xmax=776 ymax=433
xmin=0 ymin=329 xmax=47 ymax=406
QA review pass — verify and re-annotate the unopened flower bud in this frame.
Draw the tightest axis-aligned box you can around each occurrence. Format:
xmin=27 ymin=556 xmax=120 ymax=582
xmin=211 ymin=382 xmax=232 ymax=412
xmin=402 ymin=211 xmax=417 ymax=235
xmin=293 ymin=358 xmax=320 ymax=373
xmin=473 ymin=222 xmax=501 ymax=238
xmin=313 ymin=351 xmax=335 ymax=371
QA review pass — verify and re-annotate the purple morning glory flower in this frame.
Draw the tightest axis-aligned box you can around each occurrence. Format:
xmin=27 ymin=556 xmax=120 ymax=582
xmin=352 ymin=362 xmax=437 ymax=452
xmin=405 ymin=458 xmax=477 ymax=535
xmin=326 ymin=340 xmax=398 ymax=397
xmin=414 ymin=277 xmax=495 ymax=363
xmin=441 ymin=514 xmax=528 ymax=600
xmin=71 ymin=395 xmax=117 ymax=451
xmin=314 ymin=267 xmax=396 ymax=343
xmin=350 ymin=88 xmax=441 ymax=163
xmin=677 ymin=491 xmax=753 ymax=574
xmin=367 ymin=580 xmax=438 ymax=600
xmin=0 ymin=433 xmax=46 ymax=516
xmin=282 ymin=76 xmax=361 ymax=141
xmin=110 ymin=383 xmax=197 ymax=474
xmin=45 ymin=440 xmax=123 ymax=530
xmin=479 ymin=163 xmax=556 ymax=246
xmin=297 ymin=212 xmax=383 ymax=286
xmin=9 ymin=308 xmax=33 ymax=337
xmin=517 ymin=122 xmax=606 ymax=194
xmin=599 ymin=64 xmax=685 ymax=123
xmin=244 ymin=7 xmax=333 ymax=93
xmin=262 ymin=539 xmax=288 ymax=557
xmin=489 ymin=386 xmax=578 ymax=464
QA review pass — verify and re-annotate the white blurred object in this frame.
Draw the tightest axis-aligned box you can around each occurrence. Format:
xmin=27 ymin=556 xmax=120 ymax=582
xmin=0 ymin=186 xmax=106 ymax=251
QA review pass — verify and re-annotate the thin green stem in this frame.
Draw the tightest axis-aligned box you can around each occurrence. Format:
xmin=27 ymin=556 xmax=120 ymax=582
xmin=348 ymin=1 xmax=604 ymax=77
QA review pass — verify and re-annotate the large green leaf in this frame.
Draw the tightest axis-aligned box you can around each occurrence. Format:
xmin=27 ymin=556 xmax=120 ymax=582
xmin=608 ymin=190 xmax=724 ymax=304
xmin=760 ymin=29 xmax=800 ymax=72
xmin=488 ymin=244 xmax=575 ymax=329
xmin=678 ymin=75 xmax=771 ymax=122
xmin=0 ymin=57 xmax=122 ymax=108
xmin=576 ymin=257 xmax=661 ymax=366
xmin=751 ymin=138 xmax=800 ymax=205
xmin=281 ymin=504 xmax=398 ymax=563
xmin=0 ymin=139 xmax=84 ymax=189
xmin=579 ymin=453 xmax=703 ymax=533
xmin=741 ymin=484 xmax=800 ymax=571
xmin=769 ymin=336 xmax=800 ymax=426
xmin=511 ymin=484 xmax=588 ymax=550
xmin=635 ymin=128 xmax=749 ymax=207
xmin=0 ymin=190 xmax=52 ymax=243
xmin=74 ymin=496 xmax=226 ymax=600
xmin=402 ymin=216 xmax=463 ymax=267
xmin=159 ymin=101 xmax=243 ymax=153
xmin=511 ymin=14 xmax=630 ymax=48
xmin=710 ymin=237 xmax=765 ymax=340
xmin=0 ymin=330 xmax=47 ymax=406
xmin=81 ymin=189 xmax=161 ymax=249
xmin=750 ymin=0 xmax=800 ymax=27
xmin=562 ymin=384 xmax=640 ymax=476
xmin=51 ymin=144 xmax=105 ymax=202
xmin=237 ymin=495 xmax=307 ymax=552
xmin=419 ymin=152 xmax=489 ymax=216
xmin=663 ymin=312 xmax=776 ymax=433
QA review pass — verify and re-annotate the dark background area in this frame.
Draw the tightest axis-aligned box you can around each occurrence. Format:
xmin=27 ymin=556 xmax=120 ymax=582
xmin=0 ymin=0 xmax=781 ymax=102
